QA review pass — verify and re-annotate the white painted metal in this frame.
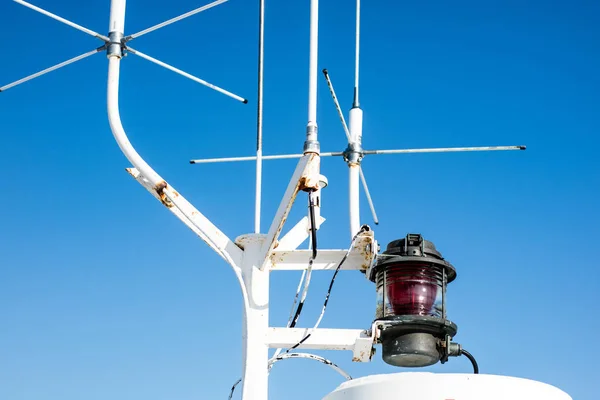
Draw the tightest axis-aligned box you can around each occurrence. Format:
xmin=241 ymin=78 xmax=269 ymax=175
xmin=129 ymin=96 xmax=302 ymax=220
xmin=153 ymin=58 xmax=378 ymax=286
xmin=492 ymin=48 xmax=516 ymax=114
xmin=306 ymin=0 xmax=319 ymax=139
xmin=267 ymin=328 xmax=374 ymax=361
xmin=126 ymin=0 xmax=227 ymax=40
xmin=348 ymin=107 xmax=363 ymax=146
xmin=270 ymin=250 xmax=363 ymax=269
xmin=364 ymin=145 xmax=525 ymax=155
xmin=126 ymin=47 xmax=246 ymax=103
xmin=349 ymin=164 xmax=361 ymax=237
xmin=4 ymin=1 xmax=570 ymax=400
xmin=260 ymin=154 xmax=315 ymax=269
xmin=354 ymin=0 xmax=360 ymax=104
xmin=236 ymin=234 xmax=270 ymax=400
xmin=359 ymin=168 xmax=379 ymax=224
xmin=190 ymin=151 xmax=342 ymax=164
xmin=276 ymin=216 xmax=326 ymax=252
xmin=0 ymin=48 xmax=102 ymax=92
xmin=255 ymin=0 xmax=265 ymax=234
xmin=14 ymin=0 xmax=110 ymax=41
xmin=323 ymin=373 xmax=573 ymax=400
xmin=106 ymin=13 xmax=244 ymax=271
xmin=108 ymin=0 xmax=126 ymax=33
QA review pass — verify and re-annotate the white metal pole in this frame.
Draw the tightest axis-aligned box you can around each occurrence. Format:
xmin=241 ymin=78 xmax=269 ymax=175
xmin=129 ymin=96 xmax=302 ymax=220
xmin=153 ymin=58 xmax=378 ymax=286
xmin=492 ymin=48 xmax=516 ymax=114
xmin=304 ymin=0 xmax=319 ymax=152
xmin=307 ymin=0 xmax=318 ymax=127
xmin=353 ymin=0 xmax=360 ymax=107
xmin=239 ymin=235 xmax=270 ymax=400
xmin=349 ymin=164 xmax=360 ymax=236
xmin=348 ymin=0 xmax=363 ymax=238
xmin=108 ymin=0 xmax=126 ymax=34
xmin=255 ymin=0 xmax=265 ymax=233
xmin=107 ymin=59 xmax=163 ymax=184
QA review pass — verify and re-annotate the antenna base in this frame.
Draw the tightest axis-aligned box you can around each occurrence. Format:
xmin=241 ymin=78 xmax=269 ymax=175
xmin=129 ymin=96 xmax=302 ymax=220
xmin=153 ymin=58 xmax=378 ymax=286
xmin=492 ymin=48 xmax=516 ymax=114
xmin=343 ymin=142 xmax=364 ymax=165
xmin=303 ymin=125 xmax=320 ymax=154
xmin=107 ymin=31 xmax=124 ymax=58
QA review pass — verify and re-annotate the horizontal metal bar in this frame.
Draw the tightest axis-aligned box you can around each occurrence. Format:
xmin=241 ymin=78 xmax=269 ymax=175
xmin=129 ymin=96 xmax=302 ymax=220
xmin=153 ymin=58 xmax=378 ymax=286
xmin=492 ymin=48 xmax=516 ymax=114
xmin=267 ymin=328 xmax=365 ymax=351
xmin=189 ymin=152 xmax=343 ymax=164
xmin=126 ymin=0 xmax=228 ymax=40
xmin=363 ymin=145 xmax=526 ymax=155
xmin=270 ymin=249 xmax=369 ymax=271
xmin=126 ymin=46 xmax=247 ymax=103
xmin=267 ymin=327 xmax=375 ymax=362
xmin=1 ymin=47 xmax=102 ymax=92
xmin=14 ymin=0 xmax=109 ymax=42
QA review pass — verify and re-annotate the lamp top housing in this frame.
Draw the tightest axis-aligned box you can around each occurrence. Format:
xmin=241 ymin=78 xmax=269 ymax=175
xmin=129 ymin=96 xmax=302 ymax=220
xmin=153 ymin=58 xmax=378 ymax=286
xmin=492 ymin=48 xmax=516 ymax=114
xmin=369 ymin=233 xmax=457 ymax=283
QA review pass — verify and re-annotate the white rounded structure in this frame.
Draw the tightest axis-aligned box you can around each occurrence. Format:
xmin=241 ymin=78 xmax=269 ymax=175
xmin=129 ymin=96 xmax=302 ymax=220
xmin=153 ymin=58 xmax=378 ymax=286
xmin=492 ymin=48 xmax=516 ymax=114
xmin=323 ymin=373 xmax=572 ymax=400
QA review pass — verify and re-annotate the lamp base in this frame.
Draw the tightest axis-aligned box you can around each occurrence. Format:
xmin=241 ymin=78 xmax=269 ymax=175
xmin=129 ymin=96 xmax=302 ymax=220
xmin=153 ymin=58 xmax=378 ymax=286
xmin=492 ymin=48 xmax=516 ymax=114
xmin=376 ymin=315 xmax=458 ymax=368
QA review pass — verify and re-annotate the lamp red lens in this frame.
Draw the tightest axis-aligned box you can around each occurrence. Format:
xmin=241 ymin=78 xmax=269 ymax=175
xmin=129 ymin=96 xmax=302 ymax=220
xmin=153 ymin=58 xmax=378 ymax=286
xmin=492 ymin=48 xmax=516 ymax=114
xmin=384 ymin=263 xmax=443 ymax=317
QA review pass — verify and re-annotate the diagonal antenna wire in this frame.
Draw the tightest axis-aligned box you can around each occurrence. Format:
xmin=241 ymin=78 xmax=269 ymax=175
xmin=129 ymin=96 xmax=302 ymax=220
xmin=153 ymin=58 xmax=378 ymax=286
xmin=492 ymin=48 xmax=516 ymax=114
xmin=126 ymin=47 xmax=248 ymax=103
xmin=125 ymin=0 xmax=228 ymax=40
xmin=0 ymin=47 xmax=104 ymax=92
xmin=255 ymin=0 xmax=265 ymax=233
xmin=14 ymin=0 xmax=109 ymax=42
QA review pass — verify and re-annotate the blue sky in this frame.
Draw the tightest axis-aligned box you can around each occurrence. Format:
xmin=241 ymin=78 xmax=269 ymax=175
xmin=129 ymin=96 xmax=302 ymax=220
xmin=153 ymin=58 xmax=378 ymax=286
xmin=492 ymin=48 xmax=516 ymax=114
xmin=0 ymin=0 xmax=598 ymax=399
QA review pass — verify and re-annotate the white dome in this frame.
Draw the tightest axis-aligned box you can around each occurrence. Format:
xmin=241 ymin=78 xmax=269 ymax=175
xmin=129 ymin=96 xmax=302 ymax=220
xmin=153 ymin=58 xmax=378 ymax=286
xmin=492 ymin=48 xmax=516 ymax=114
xmin=322 ymin=372 xmax=572 ymax=400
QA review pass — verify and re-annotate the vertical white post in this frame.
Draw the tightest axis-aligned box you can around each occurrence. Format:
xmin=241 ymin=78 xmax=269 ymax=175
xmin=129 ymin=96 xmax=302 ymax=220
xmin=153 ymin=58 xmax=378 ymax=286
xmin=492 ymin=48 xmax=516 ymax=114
xmin=239 ymin=235 xmax=270 ymax=400
xmin=348 ymin=0 xmax=363 ymax=238
xmin=349 ymin=165 xmax=360 ymax=237
xmin=307 ymin=0 xmax=319 ymax=127
xmin=255 ymin=0 xmax=265 ymax=234
xmin=304 ymin=0 xmax=319 ymax=152
xmin=108 ymin=0 xmax=126 ymax=33
xmin=353 ymin=0 xmax=360 ymax=107
xmin=348 ymin=107 xmax=363 ymax=238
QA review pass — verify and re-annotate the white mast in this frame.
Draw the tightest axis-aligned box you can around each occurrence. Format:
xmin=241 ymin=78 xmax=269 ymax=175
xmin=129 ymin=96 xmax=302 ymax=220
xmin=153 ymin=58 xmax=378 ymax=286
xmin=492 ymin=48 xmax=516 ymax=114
xmin=348 ymin=0 xmax=362 ymax=237
xmin=2 ymin=1 xmax=572 ymax=400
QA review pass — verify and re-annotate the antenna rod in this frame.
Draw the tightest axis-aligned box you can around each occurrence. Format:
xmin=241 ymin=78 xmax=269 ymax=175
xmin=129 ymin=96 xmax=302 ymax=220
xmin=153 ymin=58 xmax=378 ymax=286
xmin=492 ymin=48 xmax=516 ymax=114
xmin=255 ymin=0 xmax=265 ymax=233
xmin=303 ymin=0 xmax=320 ymax=154
xmin=353 ymin=0 xmax=360 ymax=107
xmin=348 ymin=0 xmax=363 ymax=237
xmin=364 ymin=145 xmax=526 ymax=155
xmin=14 ymin=0 xmax=109 ymax=42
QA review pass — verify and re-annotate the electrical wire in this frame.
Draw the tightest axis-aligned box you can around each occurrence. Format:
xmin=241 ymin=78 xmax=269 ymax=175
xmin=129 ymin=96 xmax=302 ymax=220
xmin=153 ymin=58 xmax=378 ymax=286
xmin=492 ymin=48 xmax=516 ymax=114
xmin=269 ymin=352 xmax=352 ymax=381
xmin=461 ymin=349 xmax=479 ymax=374
xmin=308 ymin=191 xmax=318 ymax=259
xmin=287 ymin=225 xmax=369 ymax=351
xmin=227 ymin=378 xmax=242 ymax=400
xmin=287 ymin=192 xmax=320 ymax=330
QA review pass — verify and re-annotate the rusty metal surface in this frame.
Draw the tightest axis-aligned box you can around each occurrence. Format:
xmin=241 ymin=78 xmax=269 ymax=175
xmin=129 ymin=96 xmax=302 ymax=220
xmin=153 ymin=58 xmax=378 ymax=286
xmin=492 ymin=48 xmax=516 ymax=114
xmin=270 ymin=230 xmax=376 ymax=271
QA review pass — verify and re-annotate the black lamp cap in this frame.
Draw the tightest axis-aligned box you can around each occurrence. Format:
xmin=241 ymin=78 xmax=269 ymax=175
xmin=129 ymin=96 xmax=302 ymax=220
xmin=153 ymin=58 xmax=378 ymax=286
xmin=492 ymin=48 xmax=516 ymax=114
xmin=371 ymin=233 xmax=457 ymax=282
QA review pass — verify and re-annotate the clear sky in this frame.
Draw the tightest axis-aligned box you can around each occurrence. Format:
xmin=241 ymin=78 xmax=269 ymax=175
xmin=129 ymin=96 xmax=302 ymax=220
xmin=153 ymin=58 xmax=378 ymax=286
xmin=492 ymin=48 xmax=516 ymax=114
xmin=0 ymin=0 xmax=598 ymax=399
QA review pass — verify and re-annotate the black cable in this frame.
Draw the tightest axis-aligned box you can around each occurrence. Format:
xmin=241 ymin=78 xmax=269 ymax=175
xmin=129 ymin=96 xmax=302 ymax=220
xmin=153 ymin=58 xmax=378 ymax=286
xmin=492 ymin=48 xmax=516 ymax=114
xmin=287 ymin=192 xmax=319 ymax=329
xmin=461 ymin=349 xmax=479 ymax=374
xmin=228 ymin=378 xmax=242 ymax=400
xmin=308 ymin=191 xmax=318 ymax=259
xmin=287 ymin=225 xmax=369 ymax=351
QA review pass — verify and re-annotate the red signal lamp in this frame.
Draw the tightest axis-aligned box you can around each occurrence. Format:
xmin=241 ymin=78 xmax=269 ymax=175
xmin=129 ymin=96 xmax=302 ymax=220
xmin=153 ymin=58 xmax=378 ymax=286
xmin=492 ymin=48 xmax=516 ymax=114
xmin=369 ymin=234 xmax=458 ymax=368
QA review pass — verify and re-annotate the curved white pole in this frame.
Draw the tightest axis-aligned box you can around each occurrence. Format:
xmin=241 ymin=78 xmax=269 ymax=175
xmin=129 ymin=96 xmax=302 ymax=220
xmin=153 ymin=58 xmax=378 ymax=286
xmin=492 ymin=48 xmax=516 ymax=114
xmin=108 ymin=59 xmax=163 ymax=184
